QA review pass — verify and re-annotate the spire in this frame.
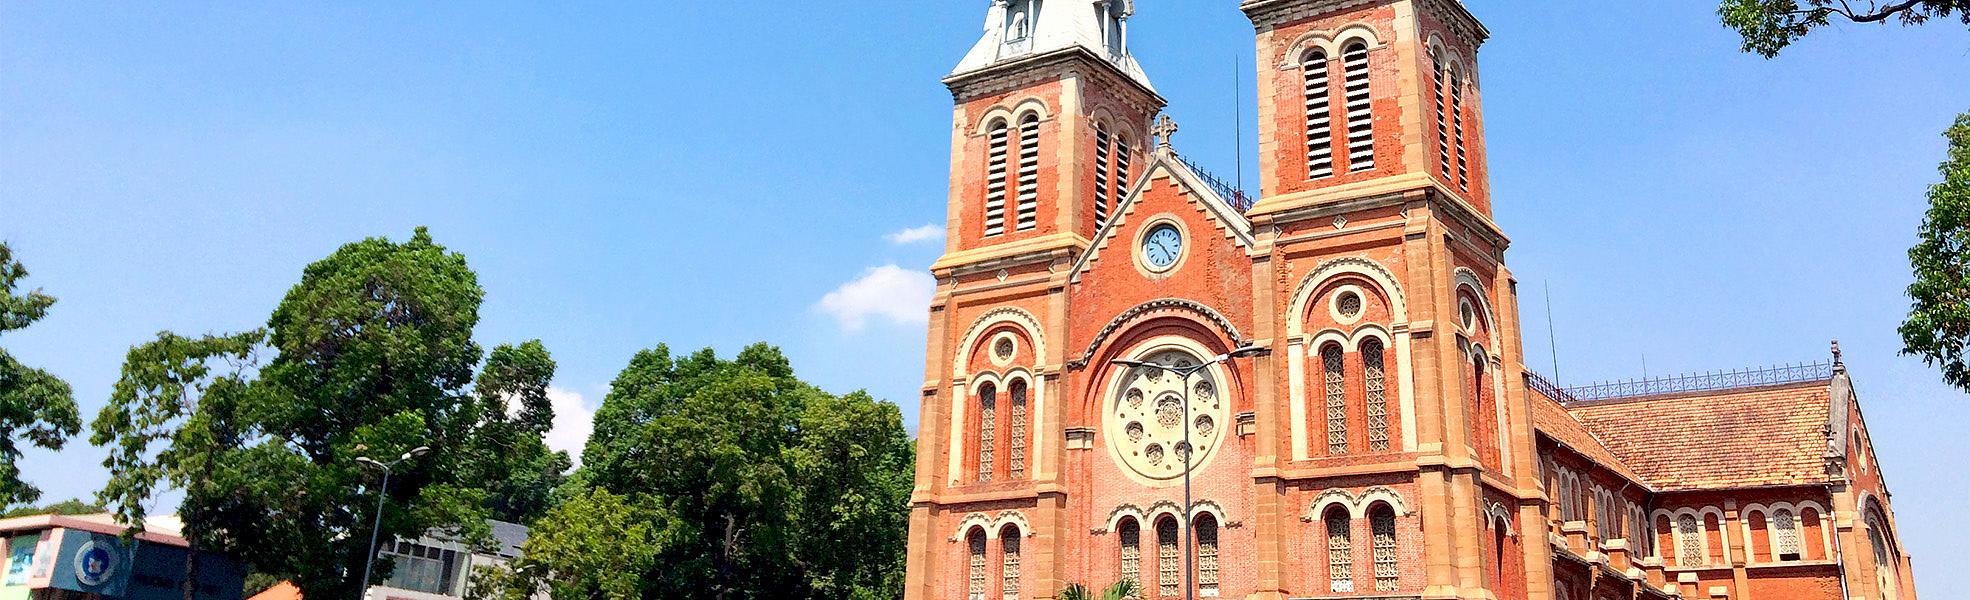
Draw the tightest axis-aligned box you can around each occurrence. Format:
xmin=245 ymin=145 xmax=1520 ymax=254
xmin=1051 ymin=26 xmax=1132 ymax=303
xmin=950 ymin=0 xmax=1154 ymax=92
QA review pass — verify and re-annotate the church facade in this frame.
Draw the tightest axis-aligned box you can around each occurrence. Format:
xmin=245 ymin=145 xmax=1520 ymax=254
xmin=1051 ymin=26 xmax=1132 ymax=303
xmin=901 ymin=1 xmax=1918 ymax=599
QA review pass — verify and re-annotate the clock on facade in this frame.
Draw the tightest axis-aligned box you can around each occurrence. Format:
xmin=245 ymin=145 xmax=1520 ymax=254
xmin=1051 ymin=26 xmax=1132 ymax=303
xmin=1141 ymin=223 xmax=1183 ymax=270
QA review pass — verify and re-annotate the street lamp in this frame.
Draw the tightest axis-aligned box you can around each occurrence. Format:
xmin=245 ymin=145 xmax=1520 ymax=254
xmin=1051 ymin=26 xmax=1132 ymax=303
xmin=355 ymin=446 xmax=429 ymax=599
xmin=1112 ymin=344 xmax=1265 ymax=600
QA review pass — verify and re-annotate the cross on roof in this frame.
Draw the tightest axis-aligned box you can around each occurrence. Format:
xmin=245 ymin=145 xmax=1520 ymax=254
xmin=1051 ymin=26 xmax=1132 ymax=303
xmin=1152 ymin=114 xmax=1178 ymax=149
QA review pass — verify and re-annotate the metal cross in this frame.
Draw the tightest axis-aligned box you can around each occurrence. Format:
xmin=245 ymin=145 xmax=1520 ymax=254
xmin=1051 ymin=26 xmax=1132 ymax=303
xmin=1153 ymin=114 xmax=1179 ymax=149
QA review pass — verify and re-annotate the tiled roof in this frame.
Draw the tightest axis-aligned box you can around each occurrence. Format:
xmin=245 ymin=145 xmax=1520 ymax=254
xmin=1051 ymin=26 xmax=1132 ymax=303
xmin=1529 ymin=388 xmax=1645 ymax=484
xmin=1565 ymin=380 xmax=1835 ymax=491
xmin=248 ymin=582 xmax=302 ymax=600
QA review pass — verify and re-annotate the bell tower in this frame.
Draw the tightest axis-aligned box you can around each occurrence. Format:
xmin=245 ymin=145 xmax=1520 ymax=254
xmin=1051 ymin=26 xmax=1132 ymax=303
xmin=936 ymin=0 xmax=1166 ymax=264
xmin=1244 ymin=0 xmax=1492 ymax=215
xmin=1241 ymin=1 xmax=1541 ymax=599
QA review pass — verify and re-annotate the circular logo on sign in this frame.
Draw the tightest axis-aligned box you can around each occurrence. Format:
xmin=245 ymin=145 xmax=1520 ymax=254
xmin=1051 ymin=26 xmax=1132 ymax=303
xmin=73 ymin=540 xmax=118 ymax=587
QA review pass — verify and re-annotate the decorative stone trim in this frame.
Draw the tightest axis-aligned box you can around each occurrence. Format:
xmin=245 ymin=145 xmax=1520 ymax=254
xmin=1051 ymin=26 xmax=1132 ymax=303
xmin=1067 ymin=298 xmax=1249 ymax=369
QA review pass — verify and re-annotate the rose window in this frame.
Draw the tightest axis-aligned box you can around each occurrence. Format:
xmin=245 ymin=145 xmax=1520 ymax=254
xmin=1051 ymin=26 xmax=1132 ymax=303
xmin=1105 ymin=347 xmax=1232 ymax=482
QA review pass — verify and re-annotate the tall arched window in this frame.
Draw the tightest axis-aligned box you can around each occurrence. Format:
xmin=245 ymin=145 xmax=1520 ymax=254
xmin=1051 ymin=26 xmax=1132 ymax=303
xmin=1431 ymin=50 xmax=1450 ymax=179
xmin=1677 ymin=514 xmax=1704 ymax=567
xmin=1009 ymin=380 xmax=1028 ymax=480
xmin=1326 ymin=506 xmax=1354 ymax=593
xmin=984 ymin=119 xmax=1010 ymax=237
xmin=1469 ymin=348 xmax=1491 ymax=461
xmin=1015 ymin=113 xmax=1041 ymax=231
xmin=1772 ymin=508 xmax=1801 ymax=561
xmin=977 ymin=383 xmax=997 ymax=482
xmin=1363 ymin=338 xmax=1389 ymax=452
xmin=1867 ymin=511 xmax=1898 ymax=600
xmin=1341 ymin=41 xmax=1375 ymax=172
xmin=1118 ymin=517 xmax=1142 ymax=586
xmin=1156 ymin=517 xmax=1181 ymax=598
xmin=1450 ymin=67 xmax=1468 ymax=190
xmin=1302 ymin=49 xmax=1334 ymax=179
xmin=967 ymin=528 xmax=988 ymax=600
xmin=1322 ymin=343 xmax=1348 ymax=455
xmin=1371 ymin=504 xmax=1398 ymax=591
xmin=1196 ymin=514 xmax=1220 ymax=596
xmin=1001 ymin=526 xmax=1021 ymax=600
xmin=1094 ymin=123 xmax=1113 ymax=228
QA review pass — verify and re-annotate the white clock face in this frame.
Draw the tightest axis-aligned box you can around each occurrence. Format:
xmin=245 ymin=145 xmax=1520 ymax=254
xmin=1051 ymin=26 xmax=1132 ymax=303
xmin=1142 ymin=224 xmax=1183 ymax=270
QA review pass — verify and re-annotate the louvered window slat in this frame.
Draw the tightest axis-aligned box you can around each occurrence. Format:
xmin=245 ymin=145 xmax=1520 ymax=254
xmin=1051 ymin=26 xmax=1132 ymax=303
xmin=1342 ymin=44 xmax=1375 ymax=172
xmin=1433 ymin=54 xmax=1451 ymax=179
xmin=1451 ymin=73 xmax=1469 ymax=191
xmin=1016 ymin=116 xmax=1041 ymax=231
xmin=985 ymin=122 xmax=1010 ymax=237
xmin=1303 ymin=51 xmax=1333 ymax=179
xmin=1095 ymin=126 xmax=1112 ymax=229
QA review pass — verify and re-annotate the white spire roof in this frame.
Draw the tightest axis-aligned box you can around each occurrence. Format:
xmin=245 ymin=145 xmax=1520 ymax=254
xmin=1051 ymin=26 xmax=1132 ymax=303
xmin=950 ymin=0 xmax=1154 ymax=92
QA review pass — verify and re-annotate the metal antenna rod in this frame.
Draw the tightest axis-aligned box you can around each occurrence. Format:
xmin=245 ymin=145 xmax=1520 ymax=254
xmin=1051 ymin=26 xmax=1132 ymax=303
xmin=1545 ymin=281 xmax=1560 ymax=384
xmin=1234 ymin=53 xmax=1244 ymax=197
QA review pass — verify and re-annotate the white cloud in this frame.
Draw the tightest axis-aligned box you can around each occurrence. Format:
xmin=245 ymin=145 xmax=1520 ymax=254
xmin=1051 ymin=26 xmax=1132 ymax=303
xmin=885 ymin=224 xmax=945 ymax=245
xmin=544 ymin=387 xmax=597 ymax=465
xmin=816 ymin=264 xmax=935 ymax=332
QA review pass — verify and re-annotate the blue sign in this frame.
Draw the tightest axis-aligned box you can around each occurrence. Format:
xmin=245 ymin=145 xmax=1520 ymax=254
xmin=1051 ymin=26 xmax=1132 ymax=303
xmin=73 ymin=540 xmax=119 ymax=587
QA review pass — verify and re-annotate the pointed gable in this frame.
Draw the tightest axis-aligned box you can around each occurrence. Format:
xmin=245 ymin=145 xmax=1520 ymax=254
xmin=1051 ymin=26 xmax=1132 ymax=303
xmin=1068 ymin=147 xmax=1253 ymax=283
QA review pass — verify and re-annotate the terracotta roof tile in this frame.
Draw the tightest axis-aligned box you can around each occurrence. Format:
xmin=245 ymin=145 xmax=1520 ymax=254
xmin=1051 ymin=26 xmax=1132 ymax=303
xmin=1530 ymin=389 xmax=1645 ymax=484
xmin=1564 ymin=381 xmax=1835 ymax=491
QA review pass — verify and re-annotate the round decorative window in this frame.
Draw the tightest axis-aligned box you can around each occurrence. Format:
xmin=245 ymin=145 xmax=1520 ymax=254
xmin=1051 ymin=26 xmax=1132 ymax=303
xmin=1105 ymin=345 xmax=1231 ymax=483
xmin=995 ymin=337 xmax=1016 ymax=361
xmin=1459 ymin=299 xmax=1476 ymax=331
xmin=1337 ymin=291 xmax=1363 ymax=319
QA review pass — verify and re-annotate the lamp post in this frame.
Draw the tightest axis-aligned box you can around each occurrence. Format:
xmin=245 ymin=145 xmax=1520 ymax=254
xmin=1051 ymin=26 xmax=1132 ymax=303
xmin=1112 ymin=344 xmax=1265 ymax=600
xmin=355 ymin=446 xmax=429 ymax=599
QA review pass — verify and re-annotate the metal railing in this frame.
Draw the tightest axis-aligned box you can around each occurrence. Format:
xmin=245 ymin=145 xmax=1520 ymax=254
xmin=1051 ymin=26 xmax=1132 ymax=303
xmin=1547 ymin=361 xmax=1833 ymax=403
xmin=1175 ymin=154 xmax=1255 ymax=212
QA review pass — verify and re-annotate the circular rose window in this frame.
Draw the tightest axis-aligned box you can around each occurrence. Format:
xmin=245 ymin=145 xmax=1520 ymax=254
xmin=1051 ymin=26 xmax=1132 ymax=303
xmin=1105 ymin=345 xmax=1231 ymax=483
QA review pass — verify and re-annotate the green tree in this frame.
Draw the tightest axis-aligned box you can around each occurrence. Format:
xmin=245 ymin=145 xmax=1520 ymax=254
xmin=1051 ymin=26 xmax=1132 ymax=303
xmin=502 ymin=488 xmax=666 ymax=600
xmin=564 ymin=343 xmax=914 ymax=599
xmin=86 ymin=228 xmax=567 ymax=600
xmin=1720 ymin=0 xmax=1969 ymax=57
xmin=92 ymin=330 xmax=262 ymax=600
xmin=1715 ymin=1 xmax=1970 ymax=390
xmin=0 ymin=497 xmax=105 ymax=518
xmin=1903 ymin=116 xmax=1970 ymax=386
xmin=0 ymin=241 xmax=80 ymax=509
xmin=1059 ymin=581 xmax=1141 ymax=600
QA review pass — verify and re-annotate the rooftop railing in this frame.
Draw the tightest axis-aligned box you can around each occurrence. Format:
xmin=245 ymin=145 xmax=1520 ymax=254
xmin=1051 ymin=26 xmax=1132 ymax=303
xmin=1534 ymin=361 xmax=1834 ymax=404
xmin=1175 ymin=154 xmax=1255 ymax=212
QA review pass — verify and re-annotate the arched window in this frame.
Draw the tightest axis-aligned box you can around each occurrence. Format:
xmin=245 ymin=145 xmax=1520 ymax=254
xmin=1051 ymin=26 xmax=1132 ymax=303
xmin=1371 ymin=504 xmax=1398 ymax=591
xmin=1341 ymin=41 xmax=1375 ymax=172
xmin=1469 ymin=348 xmax=1491 ymax=462
xmin=1196 ymin=514 xmax=1220 ymax=596
xmin=1773 ymin=508 xmax=1801 ymax=561
xmin=977 ymin=383 xmax=997 ymax=482
xmin=1322 ymin=343 xmax=1348 ymax=455
xmin=1101 ymin=0 xmax=1125 ymax=53
xmin=1677 ymin=514 xmax=1704 ymax=567
xmin=1015 ymin=113 xmax=1041 ymax=231
xmin=1094 ymin=123 xmax=1113 ymax=228
xmin=1363 ymin=338 xmax=1389 ymax=451
xmin=1118 ymin=517 xmax=1142 ymax=586
xmin=1866 ymin=510 xmax=1898 ymax=600
xmin=1008 ymin=380 xmax=1028 ymax=480
xmin=967 ymin=528 xmax=988 ymax=600
xmin=1431 ymin=50 xmax=1450 ymax=179
xmin=1326 ymin=506 xmax=1354 ymax=593
xmin=1006 ymin=0 xmax=1038 ymax=41
xmin=1302 ymin=49 xmax=1334 ymax=179
xmin=984 ymin=119 xmax=1010 ymax=237
xmin=1156 ymin=516 xmax=1181 ymax=598
xmin=1449 ymin=68 xmax=1468 ymax=190
xmin=1001 ymin=526 xmax=1021 ymax=600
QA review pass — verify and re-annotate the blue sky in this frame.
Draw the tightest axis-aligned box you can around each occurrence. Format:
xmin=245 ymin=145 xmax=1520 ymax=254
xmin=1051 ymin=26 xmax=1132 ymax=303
xmin=3 ymin=0 xmax=1965 ymax=588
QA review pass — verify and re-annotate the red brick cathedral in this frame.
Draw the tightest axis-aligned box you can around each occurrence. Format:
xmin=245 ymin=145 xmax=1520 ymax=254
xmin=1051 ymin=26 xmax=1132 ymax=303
xmin=902 ymin=1 xmax=1918 ymax=599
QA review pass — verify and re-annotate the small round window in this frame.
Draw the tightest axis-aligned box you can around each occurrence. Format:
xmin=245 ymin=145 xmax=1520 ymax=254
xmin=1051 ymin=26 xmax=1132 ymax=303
xmin=1459 ymin=300 xmax=1476 ymax=330
xmin=995 ymin=338 xmax=1015 ymax=360
xmin=1337 ymin=291 xmax=1363 ymax=319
